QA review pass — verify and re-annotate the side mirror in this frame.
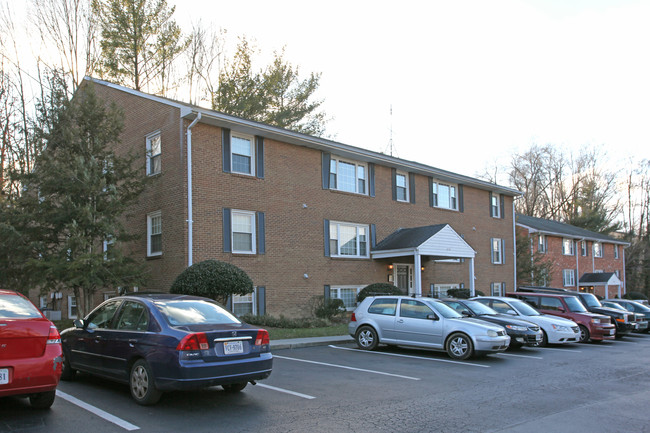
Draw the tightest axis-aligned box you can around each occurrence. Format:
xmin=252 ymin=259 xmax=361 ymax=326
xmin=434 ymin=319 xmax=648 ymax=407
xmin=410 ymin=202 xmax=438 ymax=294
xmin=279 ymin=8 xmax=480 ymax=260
xmin=74 ymin=319 xmax=84 ymax=329
xmin=426 ymin=314 xmax=439 ymax=321
xmin=506 ymin=309 xmax=517 ymax=315
xmin=461 ymin=311 xmax=471 ymax=317
xmin=558 ymin=307 xmax=565 ymax=312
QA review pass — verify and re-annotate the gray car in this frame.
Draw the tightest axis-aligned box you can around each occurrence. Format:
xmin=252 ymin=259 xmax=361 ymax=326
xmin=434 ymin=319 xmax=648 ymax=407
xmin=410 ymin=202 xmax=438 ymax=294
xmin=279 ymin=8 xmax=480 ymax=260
xmin=348 ymin=296 xmax=510 ymax=360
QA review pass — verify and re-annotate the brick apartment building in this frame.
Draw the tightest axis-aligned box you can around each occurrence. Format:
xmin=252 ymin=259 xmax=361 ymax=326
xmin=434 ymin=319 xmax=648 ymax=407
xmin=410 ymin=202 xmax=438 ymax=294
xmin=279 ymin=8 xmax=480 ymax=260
xmin=33 ymin=78 xmax=522 ymax=319
xmin=515 ymin=214 xmax=629 ymax=298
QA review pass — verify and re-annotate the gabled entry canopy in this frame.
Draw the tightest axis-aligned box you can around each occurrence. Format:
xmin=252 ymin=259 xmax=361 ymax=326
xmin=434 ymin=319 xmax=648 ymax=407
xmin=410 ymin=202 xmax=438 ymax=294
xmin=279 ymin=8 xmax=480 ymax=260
xmin=579 ymin=272 xmax=622 ymax=298
xmin=372 ymin=224 xmax=477 ymax=296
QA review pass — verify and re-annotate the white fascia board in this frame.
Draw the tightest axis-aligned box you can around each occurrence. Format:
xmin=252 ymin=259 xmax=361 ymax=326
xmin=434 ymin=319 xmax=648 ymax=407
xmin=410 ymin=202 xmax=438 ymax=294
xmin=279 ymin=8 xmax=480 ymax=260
xmin=371 ymin=249 xmax=418 ymax=259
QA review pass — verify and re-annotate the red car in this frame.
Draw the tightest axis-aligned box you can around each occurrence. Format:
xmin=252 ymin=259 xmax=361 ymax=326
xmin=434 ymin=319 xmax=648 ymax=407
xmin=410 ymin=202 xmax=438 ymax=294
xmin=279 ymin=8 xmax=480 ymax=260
xmin=0 ymin=289 xmax=63 ymax=408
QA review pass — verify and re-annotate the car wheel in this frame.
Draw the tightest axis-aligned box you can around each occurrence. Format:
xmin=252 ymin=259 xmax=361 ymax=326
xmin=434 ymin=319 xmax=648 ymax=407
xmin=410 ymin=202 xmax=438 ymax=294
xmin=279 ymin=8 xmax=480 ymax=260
xmin=536 ymin=330 xmax=548 ymax=347
xmin=578 ymin=325 xmax=590 ymax=343
xmin=29 ymin=390 xmax=56 ymax=409
xmin=446 ymin=333 xmax=474 ymax=360
xmin=222 ymin=382 xmax=248 ymax=393
xmin=60 ymin=350 xmax=76 ymax=381
xmin=355 ymin=326 xmax=378 ymax=350
xmin=130 ymin=359 xmax=162 ymax=405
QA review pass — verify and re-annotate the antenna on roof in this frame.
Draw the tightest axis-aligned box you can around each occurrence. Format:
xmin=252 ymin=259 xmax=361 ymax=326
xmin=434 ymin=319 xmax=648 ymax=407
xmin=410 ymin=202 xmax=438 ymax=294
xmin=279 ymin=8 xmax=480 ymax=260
xmin=384 ymin=104 xmax=398 ymax=157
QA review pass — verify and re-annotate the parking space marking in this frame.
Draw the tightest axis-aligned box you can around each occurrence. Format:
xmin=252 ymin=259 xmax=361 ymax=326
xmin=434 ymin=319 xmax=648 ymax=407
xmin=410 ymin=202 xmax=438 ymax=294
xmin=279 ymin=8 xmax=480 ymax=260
xmin=608 ymin=339 xmax=639 ymax=344
xmin=495 ymin=352 xmax=543 ymax=360
xmin=537 ymin=346 xmax=582 ymax=353
xmin=329 ymin=345 xmax=490 ymax=368
xmin=274 ymin=354 xmax=421 ymax=380
xmin=56 ymin=390 xmax=139 ymax=431
xmin=255 ymin=383 xmax=316 ymax=399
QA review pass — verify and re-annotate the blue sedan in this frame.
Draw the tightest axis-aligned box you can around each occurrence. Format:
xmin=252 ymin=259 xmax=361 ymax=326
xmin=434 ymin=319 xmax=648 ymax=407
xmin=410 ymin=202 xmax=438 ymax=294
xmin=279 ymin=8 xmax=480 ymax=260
xmin=60 ymin=294 xmax=272 ymax=405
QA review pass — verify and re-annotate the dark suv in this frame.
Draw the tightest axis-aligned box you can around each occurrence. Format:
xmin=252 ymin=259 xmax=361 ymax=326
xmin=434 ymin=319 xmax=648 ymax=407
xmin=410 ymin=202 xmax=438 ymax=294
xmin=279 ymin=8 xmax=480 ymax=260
xmin=507 ymin=292 xmax=615 ymax=343
xmin=518 ymin=286 xmax=634 ymax=338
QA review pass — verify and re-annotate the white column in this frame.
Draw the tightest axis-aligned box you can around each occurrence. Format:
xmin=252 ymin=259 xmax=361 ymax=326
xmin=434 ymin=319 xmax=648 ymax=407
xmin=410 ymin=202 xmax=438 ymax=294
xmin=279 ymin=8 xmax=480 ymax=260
xmin=469 ymin=258 xmax=475 ymax=297
xmin=414 ymin=251 xmax=422 ymax=296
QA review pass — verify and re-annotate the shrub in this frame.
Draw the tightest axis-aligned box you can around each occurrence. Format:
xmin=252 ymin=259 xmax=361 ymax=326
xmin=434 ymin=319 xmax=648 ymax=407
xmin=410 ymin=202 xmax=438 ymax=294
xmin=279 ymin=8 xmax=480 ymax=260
xmin=623 ymin=291 xmax=648 ymax=301
xmin=170 ymin=259 xmax=253 ymax=305
xmin=311 ymin=296 xmax=346 ymax=320
xmin=447 ymin=288 xmax=471 ymax=299
xmin=240 ymin=314 xmax=330 ymax=328
xmin=357 ymin=283 xmax=402 ymax=302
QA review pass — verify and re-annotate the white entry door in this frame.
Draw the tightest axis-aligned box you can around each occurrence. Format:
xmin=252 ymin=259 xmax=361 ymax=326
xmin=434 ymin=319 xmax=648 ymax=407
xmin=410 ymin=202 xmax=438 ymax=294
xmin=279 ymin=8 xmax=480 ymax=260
xmin=394 ymin=264 xmax=414 ymax=295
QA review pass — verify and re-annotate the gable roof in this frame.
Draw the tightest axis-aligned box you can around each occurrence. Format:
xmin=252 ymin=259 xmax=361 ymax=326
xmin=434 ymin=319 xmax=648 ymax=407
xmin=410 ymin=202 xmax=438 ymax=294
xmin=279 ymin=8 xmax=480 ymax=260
xmin=372 ymin=224 xmax=476 ymax=259
xmin=516 ymin=214 xmax=629 ymax=246
xmin=579 ymin=272 xmax=621 ymax=286
xmin=85 ymin=76 xmax=521 ymax=197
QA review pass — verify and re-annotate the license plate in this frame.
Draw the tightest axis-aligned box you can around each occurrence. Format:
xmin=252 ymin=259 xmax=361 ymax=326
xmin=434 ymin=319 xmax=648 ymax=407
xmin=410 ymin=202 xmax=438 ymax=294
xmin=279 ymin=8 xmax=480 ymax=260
xmin=223 ymin=341 xmax=244 ymax=355
xmin=0 ymin=368 xmax=9 ymax=385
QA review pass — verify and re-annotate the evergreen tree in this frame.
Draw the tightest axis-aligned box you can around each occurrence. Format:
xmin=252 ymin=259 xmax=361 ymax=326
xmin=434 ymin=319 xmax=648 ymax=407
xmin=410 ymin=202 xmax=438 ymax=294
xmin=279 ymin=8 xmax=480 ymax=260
xmin=515 ymin=232 xmax=554 ymax=287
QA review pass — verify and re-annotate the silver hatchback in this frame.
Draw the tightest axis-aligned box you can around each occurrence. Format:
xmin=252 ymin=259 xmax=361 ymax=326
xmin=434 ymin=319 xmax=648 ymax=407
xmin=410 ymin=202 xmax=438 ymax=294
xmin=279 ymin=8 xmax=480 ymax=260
xmin=348 ymin=296 xmax=510 ymax=360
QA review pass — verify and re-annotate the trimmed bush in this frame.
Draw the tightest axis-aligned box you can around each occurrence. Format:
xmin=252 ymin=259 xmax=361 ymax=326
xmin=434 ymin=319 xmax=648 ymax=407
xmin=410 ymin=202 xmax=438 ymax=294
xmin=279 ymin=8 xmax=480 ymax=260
xmin=170 ymin=259 xmax=253 ymax=305
xmin=240 ymin=314 xmax=330 ymax=328
xmin=445 ymin=288 xmax=485 ymax=299
xmin=623 ymin=291 xmax=648 ymax=301
xmin=357 ymin=283 xmax=402 ymax=302
xmin=311 ymin=296 xmax=346 ymax=320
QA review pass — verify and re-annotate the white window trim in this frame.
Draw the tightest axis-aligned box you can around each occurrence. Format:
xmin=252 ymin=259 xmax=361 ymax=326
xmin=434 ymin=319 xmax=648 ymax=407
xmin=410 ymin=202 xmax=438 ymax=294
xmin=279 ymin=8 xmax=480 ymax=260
xmin=432 ymin=284 xmax=460 ymax=298
xmin=230 ymin=131 xmax=256 ymax=176
xmin=330 ymin=286 xmax=363 ymax=310
xmin=231 ymin=209 xmax=257 ymax=254
xmin=431 ymin=181 xmax=458 ymax=210
xmin=233 ymin=287 xmax=257 ymax=315
xmin=491 ymin=282 xmax=503 ymax=296
xmin=538 ymin=234 xmax=547 ymax=253
xmin=68 ymin=295 xmax=78 ymax=319
xmin=562 ymin=238 xmax=574 ymax=256
xmin=103 ymin=236 xmax=114 ymax=261
xmin=491 ymin=238 xmax=503 ymax=264
xmin=329 ymin=221 xmax=370 ymax=258
xmin=145 ymin=131 xmax=162 ymax=176
xmin=581 ymin=240 xmax=587 ymax=256
xmin=491 ymin=194 xmax=501 ymax=218
xmin=614 ymin=244 xmax=619 ymax=259
xmin=147 ymin=211 xmax=162 ymax=257
xmin=563 ymin=269 xmax=575 ymax=287
xmin=593 ymin=242 xmax=603 ymax=258
xmin=395 ymin=171 xmax=409 ymax=202
xmin=329 ymin=156 xmax=368 ymax=195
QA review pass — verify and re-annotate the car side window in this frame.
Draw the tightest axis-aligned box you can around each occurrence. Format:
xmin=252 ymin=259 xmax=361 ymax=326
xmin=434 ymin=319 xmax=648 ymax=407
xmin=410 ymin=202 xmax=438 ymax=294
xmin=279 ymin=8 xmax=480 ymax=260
xmin=87 ymin=300 xmax=121 ymax=330
xmin=368 ymin=299 xmax=398 ymax=316
xmin=539 ymin=297 xmax=562 ymax=311
xmin=446 ymin=301 xmax=469 ymax=315
xmin=400 ymin=300 xmax=433 ymax=319
xmin=115 ymin=301 xmax=149 ymax=331
xmin=490 ymin=300 xmax=513 ymax=314
xmin=522 ymin=296 xmax=539 ymax=308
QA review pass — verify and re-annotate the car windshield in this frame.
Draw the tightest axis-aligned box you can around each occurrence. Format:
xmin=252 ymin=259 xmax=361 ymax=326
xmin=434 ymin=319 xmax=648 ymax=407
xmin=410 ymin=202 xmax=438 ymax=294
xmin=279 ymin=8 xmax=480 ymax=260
xmin=581 ymin=293 xmax=602 ymax=308
xmin=565 ymin=296 xmax=588 ymax=312
xmin=603 ymin=302 xmax=625 ymax=311
xmin=464 ymin=300 xmax=498 ymax=315
xmin=428 ymin=300 xmax=463 ymax=318
xmin=155 ymin=299 xmax=241 ymax=326
xmin=630 ymin=302 xmax=650 ymax=312
xmin=0 ymin=294 xmax=43 ymax=319
xmin=511 ymin=300 xmax=541 ymax=316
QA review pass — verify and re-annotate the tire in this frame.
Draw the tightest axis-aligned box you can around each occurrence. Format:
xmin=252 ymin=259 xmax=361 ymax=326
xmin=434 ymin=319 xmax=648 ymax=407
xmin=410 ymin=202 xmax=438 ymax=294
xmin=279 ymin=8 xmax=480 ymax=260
xmin=222 ymin=382 xmax=248 ymax=393
xmin=446 ymin=333 xmax=474 ymax=360
xmin=355 ymin=326 xmax=378 ymax=350
xmin=29 ymin=390 xmax=56 ymax=409
xmin=578 ymin=325 xmax=590 ymax=343
xmin=130 ymin=359 xmax=162 ymax=406
xmin=536 ymin=330 xmax=548 ymax=347
xmin=60 ymin=350 xmax=76 ymax=381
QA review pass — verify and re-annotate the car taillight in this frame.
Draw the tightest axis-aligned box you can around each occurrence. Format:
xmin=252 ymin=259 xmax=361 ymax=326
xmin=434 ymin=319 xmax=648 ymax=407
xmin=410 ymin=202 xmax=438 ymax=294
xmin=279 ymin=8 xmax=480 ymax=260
xmin=176 ymin=333 xmax=209 ymax=351
xmin=350 ymin=313 xmax=357 ymax=322
xmin=255 ymin=330 xmax=270 ymax=346
xmin=47 ymin=326 xmax=61 ymax=344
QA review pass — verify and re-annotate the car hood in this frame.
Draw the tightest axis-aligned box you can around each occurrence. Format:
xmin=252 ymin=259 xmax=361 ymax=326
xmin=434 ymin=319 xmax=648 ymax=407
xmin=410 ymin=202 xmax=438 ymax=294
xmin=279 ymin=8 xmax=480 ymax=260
xmin=590 ymin=306 xmax=627 ymax=318
xmin=475 ymin=314 xmax=538 ymax=328
xmin=536 ymin=314 xmax=577 ymax=326
xmin=451 ymin=317 xmax=506 ymax=332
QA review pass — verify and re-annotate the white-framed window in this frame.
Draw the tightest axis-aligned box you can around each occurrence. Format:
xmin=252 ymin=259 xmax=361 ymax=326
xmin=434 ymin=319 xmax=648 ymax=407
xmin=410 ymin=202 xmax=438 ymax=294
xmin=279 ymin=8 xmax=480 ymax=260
xmin=395 ymin=172 xmax=408 ymax=202
xmin=614 ymin=244 xmax=619 ymax=259
xmin=329 ymin=286 xmax=362 ymax=310
xmin=103 ymin=236 xmax=114 ymax=261
xmin=146 ymin=131 xmax=161 ymax=176
xmin=39 ymin=296 xmax=47 ymax=309
xmin=563 ymin=269 xmax=575 ymax=287
xmin=491 ymin=238 xmax=503 ymax=264
xmin=490 ymin=193 xmax=500 ymax=218
xmin=231 ymin=131 xmax=255 ymax=176
xmin=147 ymin=211 xmax=162 ymax=256
xmin=562 ymin=238 xmax=574 ymax=256
xmin=432 ymin=181 xmax=457 ymax=210
xmin=329 ymin=221 xmax=369 ymax=258
xmin=329 ymin=157 xmax=367 ymax=194
xmin=68 ymin=295 xmax=78 ymax=319
xmin=233 ymin=288 xmax=257 ymax=316
xmin=593 ymin=242 xmax=603 ymax=258
xmin=490 ymin=282 xmax=503 ymax=296
xmin=431 ymin=284 xmax=460 ymax=298
xmin=538 ymin=234 xmax=547 ymax=253
xmin=581 ymin=240 xmax=587 ymax=256
xmin=231 ymin=210 xmax=256 ymax=254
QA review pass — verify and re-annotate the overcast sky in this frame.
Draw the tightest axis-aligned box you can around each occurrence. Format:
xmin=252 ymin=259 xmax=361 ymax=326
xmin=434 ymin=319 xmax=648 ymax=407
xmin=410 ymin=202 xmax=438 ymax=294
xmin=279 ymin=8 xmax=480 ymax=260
xmin=168 ymin=0 xmax=650 ymax=181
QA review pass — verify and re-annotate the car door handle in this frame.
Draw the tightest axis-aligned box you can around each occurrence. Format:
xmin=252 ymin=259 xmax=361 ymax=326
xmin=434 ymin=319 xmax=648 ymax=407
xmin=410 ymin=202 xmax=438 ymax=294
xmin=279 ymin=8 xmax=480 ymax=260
xmin=94 ymin=336 xmax=104 ymax=342
xmin=397 ymin=319 xmax=404 ymax=323
xmin=129 ymin=339 xmax=138 ymax=347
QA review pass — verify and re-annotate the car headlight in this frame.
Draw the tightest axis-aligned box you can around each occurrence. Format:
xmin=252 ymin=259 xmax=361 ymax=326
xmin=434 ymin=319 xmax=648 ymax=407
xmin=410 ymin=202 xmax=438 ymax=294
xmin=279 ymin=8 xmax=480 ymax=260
xmin=505 ymin=325 xmax=528 ymax=331
xmin=552 ymin=324 xmax=569 ymax=331
xmin=591 ymin=318 xmax=600 ymax=324
xmin=487 ymin=330 xmax=499 ymax=337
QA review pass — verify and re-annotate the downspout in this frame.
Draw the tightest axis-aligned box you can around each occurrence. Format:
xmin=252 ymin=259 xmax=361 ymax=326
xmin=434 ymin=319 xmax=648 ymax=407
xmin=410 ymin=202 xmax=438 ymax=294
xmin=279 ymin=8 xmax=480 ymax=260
xmin=186 ymin=112 xmax=202 ymax=267
xmin=512 ymin=202 xmax=517 ymax=290
xmin=622 ymin=246 xmax=627 ymax=297
xmin=575 ymin=239 xmax=581 ymax=291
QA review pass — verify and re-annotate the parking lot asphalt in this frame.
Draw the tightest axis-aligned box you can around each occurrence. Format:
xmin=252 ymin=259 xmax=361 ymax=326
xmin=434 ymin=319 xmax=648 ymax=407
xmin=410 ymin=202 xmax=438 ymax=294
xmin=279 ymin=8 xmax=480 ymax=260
xmin=269 ymin=334 xmax=353 ymax=350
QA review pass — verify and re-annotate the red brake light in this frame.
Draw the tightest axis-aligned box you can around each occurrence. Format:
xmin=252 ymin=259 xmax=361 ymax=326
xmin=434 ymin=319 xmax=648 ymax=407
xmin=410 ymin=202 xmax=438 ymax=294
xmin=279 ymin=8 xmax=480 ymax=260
xmin=350 ymin=313 xmax=357 ymax=322
xmin=176 ymin=333 xmax=209 ymax=351
xmin=255 ymin=330 xmax=270 ymax=346
xmin=47 ymin=326 xmax=61 ymax=344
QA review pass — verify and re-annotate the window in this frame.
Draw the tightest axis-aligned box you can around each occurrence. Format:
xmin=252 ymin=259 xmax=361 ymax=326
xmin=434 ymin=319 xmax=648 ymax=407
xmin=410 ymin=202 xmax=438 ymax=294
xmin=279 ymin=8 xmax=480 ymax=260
xmin=539 ymin=297 xmax=563 ymax=311
xmin=593 ymin=242 xmax=603 ymax=258
xmin=400 ymin=299 xmax=434 ymax=319
xmin=147 ymin=211 xmax=162 ymax=256
xmin=68 ymin=295 xmax=78 ymax=319
xmin=562 ymin=238 xmax=574 ymax=256
xmin=368 ymin=298 xmax=398 ymax=316
xmin=329 ymin=221 xmax=369 ymax=258
xmin=231 ymin=132 xmax=255 ymax=175
xmin=538 ymin=235 xmax=547 ymax=253
xmin=231 ymin=210 xmax=256 ymax=254
xmin=146 ymin=132 xmax=161 ymax=175
xmin=329 ymin=157 xmax=367 ymax=194
xmin=490 ymin=282 xmax=503 ymax=296
xmin=490 ymin=193 xmax=500 ymax=218
xmin=581 ymin=241 xmax=587 ymax=256
xmin=86 ymin=300 xmax=121 ymax=329
xmin=103 ymin=237 xmax=114 ymax=261
xmin=330 ymin=286 xmax=362 ymax=310
xmin=115 ymin=301 xmax=149 ymax=331
xmin=563 ymin=269 xmax=575 ymax=287
xmin=491 ymin=238 xmax=503 ymax=264
xmin=395 ymin=172 xmax=408 ymax=202
xmin=431 ymin=284 xmax=460 ymax=298
xmin=432 ymin=182 xmax=457 ymax=210
xmin=614 ymin=245 xmax=619 ymax=259
xmin=233 ymin=288 xmax=257 ymax=315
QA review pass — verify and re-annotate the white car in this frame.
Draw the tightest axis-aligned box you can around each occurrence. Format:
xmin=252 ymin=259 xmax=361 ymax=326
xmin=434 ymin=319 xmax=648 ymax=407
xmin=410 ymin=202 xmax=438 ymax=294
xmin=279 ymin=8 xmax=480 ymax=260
xmin=472 ymin=297 xmax=579 ymax=346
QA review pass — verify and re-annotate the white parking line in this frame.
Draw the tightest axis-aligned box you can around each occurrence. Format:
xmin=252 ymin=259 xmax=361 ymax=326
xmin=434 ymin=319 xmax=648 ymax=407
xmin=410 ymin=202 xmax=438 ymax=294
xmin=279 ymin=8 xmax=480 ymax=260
xmin=495 ymin=352 xmax=543 ymax=360
xmin=274 ymin=354 xmax=421 ymax=380
xmin=255 ymin=383 xmax=316 ymax=399
xmin=329 ymin=345 xmax=490 ymax=368
xmin=56 ymin=390 xmax=139 ymax=431
xmin=609 ymin=339 xmax=639 ymax=344
xmin=537 ymin=346 xmax=582 ymax=353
